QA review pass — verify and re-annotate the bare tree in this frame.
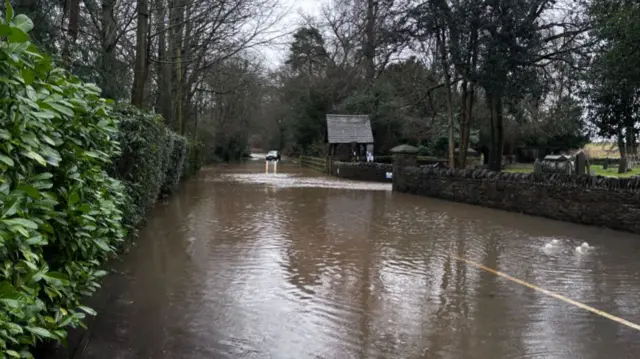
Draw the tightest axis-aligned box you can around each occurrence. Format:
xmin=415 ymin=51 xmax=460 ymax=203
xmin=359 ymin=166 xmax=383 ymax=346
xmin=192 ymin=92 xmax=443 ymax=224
xmin=132 ymin=0 xmax=150 ymax=106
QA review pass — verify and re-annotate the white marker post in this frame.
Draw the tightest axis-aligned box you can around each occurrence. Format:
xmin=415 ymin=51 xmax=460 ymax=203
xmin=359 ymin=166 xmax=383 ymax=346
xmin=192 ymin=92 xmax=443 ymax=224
xmin=265 ymin=160 xmax=278 ymax=174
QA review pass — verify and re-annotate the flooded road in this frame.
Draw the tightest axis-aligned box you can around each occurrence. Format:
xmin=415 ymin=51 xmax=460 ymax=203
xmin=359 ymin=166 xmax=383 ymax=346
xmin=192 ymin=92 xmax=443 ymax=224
xmin=79 ymin=161 xmax=640 ymax=358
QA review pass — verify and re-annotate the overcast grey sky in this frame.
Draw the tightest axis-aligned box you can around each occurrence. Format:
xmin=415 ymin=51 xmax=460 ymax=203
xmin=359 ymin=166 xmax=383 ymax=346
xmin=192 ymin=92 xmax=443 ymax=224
xmin=256 ymin=0 xmax=325 ymax=68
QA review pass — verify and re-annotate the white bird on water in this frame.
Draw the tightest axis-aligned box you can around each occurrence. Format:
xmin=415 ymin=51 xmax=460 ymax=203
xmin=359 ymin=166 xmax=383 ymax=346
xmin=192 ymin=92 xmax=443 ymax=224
xmin=543 ymin=239 xmax=560 ymax=250
xmin=576 ymin=242 xmax=590 ymax=253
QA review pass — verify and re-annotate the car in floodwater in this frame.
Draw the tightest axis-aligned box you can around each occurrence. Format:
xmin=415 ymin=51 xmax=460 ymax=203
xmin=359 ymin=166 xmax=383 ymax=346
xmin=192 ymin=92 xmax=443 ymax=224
xmin=266 ymin=150 xmax=281 ymax=161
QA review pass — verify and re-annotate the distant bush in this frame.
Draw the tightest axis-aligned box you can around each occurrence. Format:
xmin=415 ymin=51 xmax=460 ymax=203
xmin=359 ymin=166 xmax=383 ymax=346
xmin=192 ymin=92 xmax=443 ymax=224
xmin=182 ymin=141 xmax=205 ymax=180
xmin=182 ymin=143 xmax=193 ymax=179
xmin=417 ymin=145 xmax=432 ymax=156
xmin=158 ymin=127 xmax=174 ymax=188
xmin=110 ymin=105 xmax=167 ymax=230
xmin=160 ymin=132 xmax=187 ymax=197
xmin=0 ymin=8 xmax=126 ymax=356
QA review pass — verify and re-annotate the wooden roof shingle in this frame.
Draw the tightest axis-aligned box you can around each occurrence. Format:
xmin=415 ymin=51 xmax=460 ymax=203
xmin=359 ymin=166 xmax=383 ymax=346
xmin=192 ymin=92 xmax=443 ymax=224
xmin=326 ymin=114 xmax=373 ymax=144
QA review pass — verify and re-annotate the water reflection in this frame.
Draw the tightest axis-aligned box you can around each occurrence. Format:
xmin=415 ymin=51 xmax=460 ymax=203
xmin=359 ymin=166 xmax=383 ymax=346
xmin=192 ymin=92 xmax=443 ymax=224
xmin=76 ymin=162 xmax=640 ymax=359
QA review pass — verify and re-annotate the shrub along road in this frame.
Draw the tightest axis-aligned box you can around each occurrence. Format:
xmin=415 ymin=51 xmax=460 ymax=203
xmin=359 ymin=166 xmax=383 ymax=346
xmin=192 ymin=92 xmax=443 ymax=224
xmin=0 ymin=7 xmax=203 ymax=358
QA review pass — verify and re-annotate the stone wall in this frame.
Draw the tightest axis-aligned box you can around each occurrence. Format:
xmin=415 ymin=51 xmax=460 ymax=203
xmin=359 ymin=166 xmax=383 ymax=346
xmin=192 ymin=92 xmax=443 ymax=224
xmin=393 ymin=166 xmax=640 ymax=234
xmin=331 ymin=162 xmax=393 ymax=182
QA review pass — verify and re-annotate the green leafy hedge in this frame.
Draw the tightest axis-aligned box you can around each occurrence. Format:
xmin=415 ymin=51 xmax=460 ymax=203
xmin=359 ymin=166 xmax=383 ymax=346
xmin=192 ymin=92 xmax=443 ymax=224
xmin=109 ymin=105 xmax=167 ymax=230
xmin=0 ymin=8 xmax=204 ymax=356
xmin=160 ymin=132 xmax=187 ymax=197
xmin=0 ymin=7 xmax=125 ymax=357
xmin=103 ymin=105 xmax=194 ymax=228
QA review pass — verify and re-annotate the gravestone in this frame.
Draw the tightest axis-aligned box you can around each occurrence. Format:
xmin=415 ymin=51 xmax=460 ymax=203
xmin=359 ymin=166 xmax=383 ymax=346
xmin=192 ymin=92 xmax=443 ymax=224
xmin=541 ymin=154 xmax=572 ymax=174
xmin=533 ymin=158 xmax=542 ymax=173
xmin=575 ymin=151 xmax=587 ymax=175
xmin=533 ymin=158 xmax=543 ymax=180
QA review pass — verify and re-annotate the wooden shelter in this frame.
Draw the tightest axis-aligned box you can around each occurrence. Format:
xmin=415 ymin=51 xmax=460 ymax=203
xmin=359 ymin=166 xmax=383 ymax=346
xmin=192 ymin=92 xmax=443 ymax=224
xmin=326 ymin=114 xmax=373 ymax=171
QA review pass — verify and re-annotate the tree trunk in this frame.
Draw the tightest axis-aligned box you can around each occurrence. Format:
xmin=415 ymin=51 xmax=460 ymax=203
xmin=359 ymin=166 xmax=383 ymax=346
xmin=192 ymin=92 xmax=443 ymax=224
xmin=617 ymin=126 xmax=627 ymax=158
xmin=626 ymin=125 xmax=636 ymax=156
xmin=156 ymin=0 xmax=173 ymax=122
xmin=177 ymin=49 xmax=184 ymax=134
xmin=68 ymin=0 xmax=81 ymax=41
xmin=363 ymin=0 xmax=376 ymax=84
xmin=437 ymin=29 xmax=455 ymax=169
xmin=458 ymin=81 xmax=468 ymax=168
xmin=62 ymin=0 xmax=81 ymax=65
xmin=142 ymin=27 xmax=153 ymax=107
xmin=193 ymin=91 xmax=201 ymax=141
xmin=131 ymin=0 xmax=150 ymax=107
xmin=617 ymin=126 xmax=628 ymax=174
xmin=100 ymin=0 xmax=118 ymax=99
xmin=180 ymin=0 xmax=196 ymax=134
xmin=488 ymin=94 xmax=503 ymax=172
xmin=458 ymin=81 xmax=475 ymax=168
xmin=169 ymin=0 xmax=185 ymax=132
xmin=458 ymin=25 xmax=478 ymax=169
xmin=446 ymin=84 xmax=455 ymax=170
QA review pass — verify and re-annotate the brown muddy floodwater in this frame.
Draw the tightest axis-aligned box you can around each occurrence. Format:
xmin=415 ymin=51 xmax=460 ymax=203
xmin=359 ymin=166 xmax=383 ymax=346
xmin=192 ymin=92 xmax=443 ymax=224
xmin=76 ymin=160 xmax=640 ymax=359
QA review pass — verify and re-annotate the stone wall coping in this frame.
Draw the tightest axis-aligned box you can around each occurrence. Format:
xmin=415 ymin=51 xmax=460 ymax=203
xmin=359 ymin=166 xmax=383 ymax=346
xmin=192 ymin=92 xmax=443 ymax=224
xmin=334 ymin=161 xmax=393 ymax=169
xmin=390 ymin=144 xmax=419 ymax=154
xmin=406 ymin=166 xmax=640 ymax=191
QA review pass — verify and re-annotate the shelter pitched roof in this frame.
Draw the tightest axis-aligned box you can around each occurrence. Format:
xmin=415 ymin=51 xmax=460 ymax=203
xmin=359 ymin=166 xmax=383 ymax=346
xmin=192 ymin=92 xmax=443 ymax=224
xmin=326 ymin=114 xmax=373 ymax=144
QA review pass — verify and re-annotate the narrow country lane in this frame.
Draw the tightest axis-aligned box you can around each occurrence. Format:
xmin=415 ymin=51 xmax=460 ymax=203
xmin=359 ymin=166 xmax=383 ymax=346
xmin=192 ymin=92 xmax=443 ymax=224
xmin=75 ymin=160 xmax=640 ymax=359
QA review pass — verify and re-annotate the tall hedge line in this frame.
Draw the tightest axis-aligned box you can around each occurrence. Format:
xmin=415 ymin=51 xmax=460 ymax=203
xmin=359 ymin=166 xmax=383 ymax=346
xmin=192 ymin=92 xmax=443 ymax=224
xmin=0 ymin=10 xmax=125 ymax=357
xmin=0 ymin=8 xmax=202 ymax=357
xmin=109 ymin=105 xmax=166 ymax=230
xmin=107 ymin=105 xmax=192 ymax=230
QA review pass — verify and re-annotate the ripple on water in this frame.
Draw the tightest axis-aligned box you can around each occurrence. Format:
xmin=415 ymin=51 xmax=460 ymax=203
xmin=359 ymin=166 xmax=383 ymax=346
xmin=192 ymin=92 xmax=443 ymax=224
xmin=207 ymin=172 xmax=392 ymax=191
